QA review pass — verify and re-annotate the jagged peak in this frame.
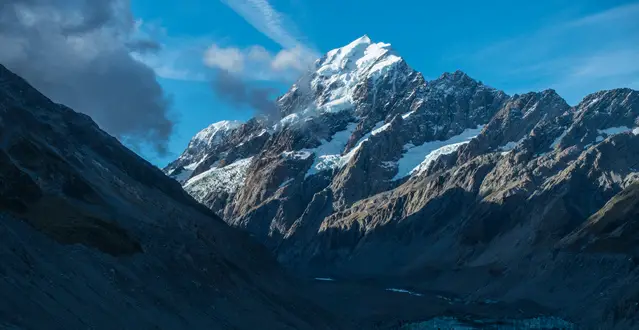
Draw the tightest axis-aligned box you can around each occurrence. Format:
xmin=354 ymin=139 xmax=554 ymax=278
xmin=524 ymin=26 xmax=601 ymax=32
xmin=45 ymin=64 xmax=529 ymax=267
xmin=192 ymin=120 xmax=243 ymax=145
xmin=350 ymin=34 xmax=372 ymax=46
xmin=431 ymin=70 xmax=480 ymax=86
xmin=317 ymin=35 xmax=399 ymax=75
xmin=427 ymin=70 xmax=501 ymax=97
xmin=578 ymin=88 xmax=637 ymax=107
xmin=437 ymin=70 xmax=469 ymax=80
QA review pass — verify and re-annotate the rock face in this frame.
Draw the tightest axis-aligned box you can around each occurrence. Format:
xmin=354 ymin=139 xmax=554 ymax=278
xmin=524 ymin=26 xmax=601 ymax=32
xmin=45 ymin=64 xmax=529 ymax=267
xmin=169 ymin=36 xmax=639 ymax=329
xmin=0 ymin=64 xmax=345 ymax=330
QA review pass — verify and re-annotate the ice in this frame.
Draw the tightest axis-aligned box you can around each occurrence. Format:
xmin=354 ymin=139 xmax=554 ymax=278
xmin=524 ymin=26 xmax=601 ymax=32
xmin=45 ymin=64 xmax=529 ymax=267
xmin=302 ymin=36 xmax=405 ymax=123
xmin=304 ymin=123 xmax=359 ymax=178
xmin=586 ymin=97 xmax=600 ymax=108
xmin=183 ymin=157 xmax=254 ymax=202
xmin=634 ymin=127 xmax=639 ymax=135
xmin=282 ymin=150 xmax=312 ymax=160
xmin=371 ymin=122 xmax=391 ymax=135
xmin=168 ymin=159 xmax=209 ymax=183
xmin=393 ymin=125 xmax=484 ymax=180
xmin=522 ymin=102 xmax=539 ymax=118
xmin=597 ymin=126 xmax=632 ymax=136
xmin=381 ymin=161 xmax=396 ymax=169
xmin=278 ymin=178 xmax=294 ymax=188
xmin=368 ymin=54 xmax=402 ymax=80
xmin=498 ymin=136 xmax=526 ymax=152
xmin=401 ymin=110 xmax=416 ymax=119
xmin=314 ymin=277 xmax=335 ymax=281
xmin=595 ymin=135 xmax=604 ymax=142
xmin=410 ymin=141 xmax=469 ymax=176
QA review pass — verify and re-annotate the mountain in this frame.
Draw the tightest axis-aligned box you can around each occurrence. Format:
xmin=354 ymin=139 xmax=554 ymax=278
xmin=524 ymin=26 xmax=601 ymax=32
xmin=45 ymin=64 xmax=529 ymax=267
xmin=0 ymin=63 xmax=347 ymax=330
xmin=168 ymin=36 xmax=639 ymax=329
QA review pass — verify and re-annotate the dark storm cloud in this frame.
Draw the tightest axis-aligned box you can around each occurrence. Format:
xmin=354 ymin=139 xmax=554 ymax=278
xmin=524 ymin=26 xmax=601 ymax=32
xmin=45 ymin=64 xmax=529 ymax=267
xmin=212 ymin=70 xmax=279 ymax=121
xmin=0 ymin=0 xmax=174 ymax=155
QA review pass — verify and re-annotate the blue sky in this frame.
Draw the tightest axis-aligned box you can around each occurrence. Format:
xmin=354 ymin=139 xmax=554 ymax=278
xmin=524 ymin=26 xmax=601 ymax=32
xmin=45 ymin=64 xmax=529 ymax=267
xmin=130 ymin=0 xmax=639 ymax=166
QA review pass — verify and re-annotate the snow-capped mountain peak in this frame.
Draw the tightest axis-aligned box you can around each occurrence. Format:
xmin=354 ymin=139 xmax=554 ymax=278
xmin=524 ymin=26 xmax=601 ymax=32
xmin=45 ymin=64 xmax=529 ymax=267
xmin=315 ymin=35 xmax=402 ymax=82
xmin=164 ymin=119 xmax=246 ymax=183
xmin=191 ymin=120 xmax=243 ymax=147
xmin=277 ymin=36 xmax=409 ymax=124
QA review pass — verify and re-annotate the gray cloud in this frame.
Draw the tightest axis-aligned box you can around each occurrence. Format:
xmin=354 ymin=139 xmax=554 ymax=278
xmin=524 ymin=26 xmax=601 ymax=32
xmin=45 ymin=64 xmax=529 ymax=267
xmin=0 ymin=0 xmax=174 ymax=155
xmin=212 ymin=70 xmax=279 ymax=121
xmin=126 ymin=39 xmax=163 ymax=54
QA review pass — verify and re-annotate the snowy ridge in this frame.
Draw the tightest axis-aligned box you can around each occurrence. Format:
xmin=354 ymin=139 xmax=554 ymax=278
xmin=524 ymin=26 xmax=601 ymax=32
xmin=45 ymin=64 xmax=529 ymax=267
xmin=191 ymin=120 xmax=242 ymax=147
xmin=170 ymin=120 xmax=243 ymax=175
xmin=277 ymin=36 xmax=405 ymax=128
xmin=184 ymin=157 xmax=254 ymax=202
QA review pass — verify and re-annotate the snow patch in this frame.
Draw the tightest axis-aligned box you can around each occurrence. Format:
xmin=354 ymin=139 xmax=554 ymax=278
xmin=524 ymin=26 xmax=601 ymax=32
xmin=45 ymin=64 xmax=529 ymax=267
xmin=371 ymin=122 xmax=391 ymax=135
xmin=184 ymin=157 xmax=253 ymax=202
xmin=282 ymin=150 xmax=312 ymax=160
xmin=393 ymin=125 xmax=484 ymax=180
xmin=586 ymin=97 xmax=600 ymax=108
xmin=304 ymin=123 xmax=359 ymax=177
xmin=278 ymin=178 xmax=294 ymax=188
xmin=498 ymin=136 xmax=526 ymax=152
xmin=401 ymin=110 xmax=415 ymax=119
xmin=410 ymin=141 xmax=468 ymax=176
xmin=522 ymin=102 xmax=539 ymax=118
xmin=634 ymin=127 xmax=639 ymax=136
xmin=597 ymin=126 xmax=632 ymax=136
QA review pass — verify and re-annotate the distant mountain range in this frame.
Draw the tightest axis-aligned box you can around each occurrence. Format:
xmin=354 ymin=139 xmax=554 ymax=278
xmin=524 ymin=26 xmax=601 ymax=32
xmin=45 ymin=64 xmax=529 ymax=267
xmin=1 ymin=34 xmax=637 ymax=329
xmin=166 ymin=35 xmax=639 ymax=329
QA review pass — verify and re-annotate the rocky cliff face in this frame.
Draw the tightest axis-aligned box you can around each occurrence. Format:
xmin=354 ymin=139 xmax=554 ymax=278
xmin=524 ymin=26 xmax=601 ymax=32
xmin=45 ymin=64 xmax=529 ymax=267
xmin=168 ymin=36 xmax=639 ymax=328
xmin=0 ymin=63 xmax=345 ymax=330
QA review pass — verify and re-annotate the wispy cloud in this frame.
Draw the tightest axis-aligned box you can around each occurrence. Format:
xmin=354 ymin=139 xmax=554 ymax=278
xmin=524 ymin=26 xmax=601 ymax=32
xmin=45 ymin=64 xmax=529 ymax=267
xmin=220 ymin=0 xmax=308 ymax=49
xmin=217 ymin=0 xmax=318 ymax=81
xmin=134 ymin=1 xmax=319 ymax=84
xmin=455 ymin=3 xmax=639 ymax=104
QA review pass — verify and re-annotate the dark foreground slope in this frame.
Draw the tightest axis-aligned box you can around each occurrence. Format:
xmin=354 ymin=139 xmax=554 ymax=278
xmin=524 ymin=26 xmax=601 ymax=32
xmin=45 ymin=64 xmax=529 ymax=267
xmin=0 ymin=63 xmax=343 ymax=330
